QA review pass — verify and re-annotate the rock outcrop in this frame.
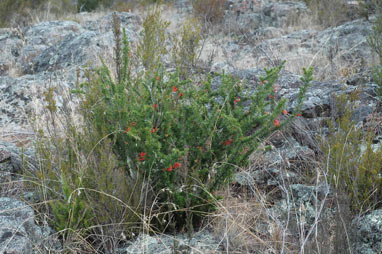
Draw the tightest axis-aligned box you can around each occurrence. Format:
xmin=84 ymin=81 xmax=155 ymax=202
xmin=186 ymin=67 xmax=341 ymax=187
xmin=0 ymin=12 xmax=140 ymax=128
xmin=353 ymin=209 xmax=382 ymax=254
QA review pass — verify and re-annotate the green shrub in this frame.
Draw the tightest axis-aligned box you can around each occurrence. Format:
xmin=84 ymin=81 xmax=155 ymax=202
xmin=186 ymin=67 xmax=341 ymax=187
xmin=367 ymin=10 xmax=382 ymax=101
xmin=171 ymin=17 xmax=201 ymax=79
xmin=30 ymin=13 xmax=311 ymax=248
xmin=75 ymin=12 xmax=311 ymax=231
xmin=322 ymin=93 xmax=382 ymax=214
xmin=137 ymin=7 xmax=170 ymax=76
xmin=31 ymin=86 xmax=142 ymax=249
xmin=368 ymin=12 xmax=382 ymax=65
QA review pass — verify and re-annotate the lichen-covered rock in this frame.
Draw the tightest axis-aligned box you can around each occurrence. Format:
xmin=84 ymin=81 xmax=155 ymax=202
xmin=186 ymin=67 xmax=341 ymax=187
xmin=234 ymin=137 xmax=314 ymax=187
xmin=271 ymin=183 xmax=332 ymax=238
xmin=120 ymin=231 xmax=222 ymax=254
xmin=254 ymin=17 xmax=375 ymax=72
xmin=0 ymin=198 xmax=39 ymax=254
xmin=353 ymin=209 xmax=382 ymax=254
xmin=29 ymin=30 xmax=98 ymax=73
xmin=0 ymin=12 xmax=140 ymax=128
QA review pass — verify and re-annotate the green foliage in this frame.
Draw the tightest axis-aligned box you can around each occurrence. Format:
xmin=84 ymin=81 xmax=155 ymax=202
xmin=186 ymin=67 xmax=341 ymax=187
xmin=171 ymin=17 xmax=201 ymax=79
xmin=29 ymin=56 xmax=142 ymax=248
xmin=192 ymin=0 xmax=227 ymax=24
xmin=367 ymin=11 xmax=382 ymax=100
xmin=368 ymin=12 xmax=382 ymax=65
xmin=31 ymin=13 xmax=310 ymax=243
xmin=33 ymin=114 xmax=143 ymax=246
xmin=73 ymin=13 xmax=311 ymax=231
xmin=323 ymin=93 xmax=382 ymax=214
xmin=137 ymin=7 xmax=169 ymax=76
xmin=371 ymin=65 xmax=382 ymax=99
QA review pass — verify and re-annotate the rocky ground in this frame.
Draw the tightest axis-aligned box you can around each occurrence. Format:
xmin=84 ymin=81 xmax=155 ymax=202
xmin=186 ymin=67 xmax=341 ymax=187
xmin=1 ymin=0 xmax=382 ymax=253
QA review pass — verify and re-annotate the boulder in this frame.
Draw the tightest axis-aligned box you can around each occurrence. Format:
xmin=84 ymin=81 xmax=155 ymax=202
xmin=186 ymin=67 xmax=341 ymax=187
xmin=353 ymin=209 xmax=382 ymax=254
xmin=235 ymin=137 xmax=314 ymax=187
xmin=271 ymin=183 xmax=332 ymax=237
xmin=0 ymin=197 xmax=59 ymax=254
xmin=254 ymin=18 xmax=375 ymax=74
xmin=120 ymin=231 xmax=221 ymax=254
xmin=0 ymin=12 xmax=140 ymax=128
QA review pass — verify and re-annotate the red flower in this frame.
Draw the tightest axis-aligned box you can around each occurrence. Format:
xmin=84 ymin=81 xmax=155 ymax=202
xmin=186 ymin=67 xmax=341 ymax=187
xmin=156 ymin=76 xmax=160 ymax=81
xmin=151 ymin=128 xmax=157 ymax=133
xmin=138 ymin=152 xmax=146 ymax=162
xmin=123 ymin=127 xmax=131 ymax=133
xmin=173 ymin=162 xmax=181 ymax=169
xmin=131 ymin=122 xmax=136 ymax=126
xmin=223 ymin=139 xmax=233 ymax=146
xmin=274 ymin=119 xmax=280 ymax=128
xmin=234 ymin=97 xmax=240 ymax=104
xmin=179 ymin=92 xmax=184 ymax=98
xmin=269 ymin=95 xmax=274 ymax=100
xmin=172 ymin=86 xmax=178 ymax=92
xmin=282 ymin=109 xmax=287 ymax=115
xmin=296 ymin=113 xmax=302 ymax=117
xmin=153 ymin=104 xmax=158 ymax=109
xmin=167 ymin=166 xmax=173 ymax=172
xmin=260 ymin=80 xmax=267 ymax=85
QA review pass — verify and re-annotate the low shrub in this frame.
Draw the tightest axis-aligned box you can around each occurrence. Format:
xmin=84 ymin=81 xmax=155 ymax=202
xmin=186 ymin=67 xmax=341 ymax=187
xmin=368 ymin=11 xmax=382 ymax=65
xmin=137 ymin=7 xmax=170 ymax=76
xmin=74 ymin=19 xmax=311 ymax=231
xmin=171 ymin=17 xmax=201 ymax=79
xmin=28 ymin=12 xmax=311 ymax=251
xmin=322 ymin=93 xmax=382 ymax=214
xmin=367 ymin=9 xmax=382 ymax=102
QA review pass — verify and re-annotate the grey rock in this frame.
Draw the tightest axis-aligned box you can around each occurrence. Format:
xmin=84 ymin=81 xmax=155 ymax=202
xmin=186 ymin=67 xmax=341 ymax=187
xmin=0 ymin=12 xmax=140 ymax=127
xmin=228 ymin=0 xmax=309 ymax=29
xmin=261 ymin=1 xmax=309 ymax=28
xmin=29 ymin=30 xmax=98 ymax=73
xmin=0 ymin=28 xmax=24 ymax=76
xmin=120 ymin=231 xmax=222 ymax=254
xmin=0 ymin=62 xmax=9 ymax=76
xmin=254 ymin=18 xmax=375 ymax=72
xmin=271 ymin=183 xmax=331 ymax=237
xmin=234 ymin=137 xmax=314 ymax=187
xmin=0 ymin=198 xmax=38 ymax=254
xmin=23 ymin=21 xmax=83 ymax=47
xmin=353 ymin=209 xmax=382 ymax=254
xmin=0 ymin=142 xmax=35 ymax=174
xmin=0 ymin=31 xmax=137 ymax=125
xmin=84 ymin=12 xmax=141 ymax=34
xmin=0 ymin=74 xmax=52 ymax=126
xmin=212 ymin=67 xmax=354 ymax=119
